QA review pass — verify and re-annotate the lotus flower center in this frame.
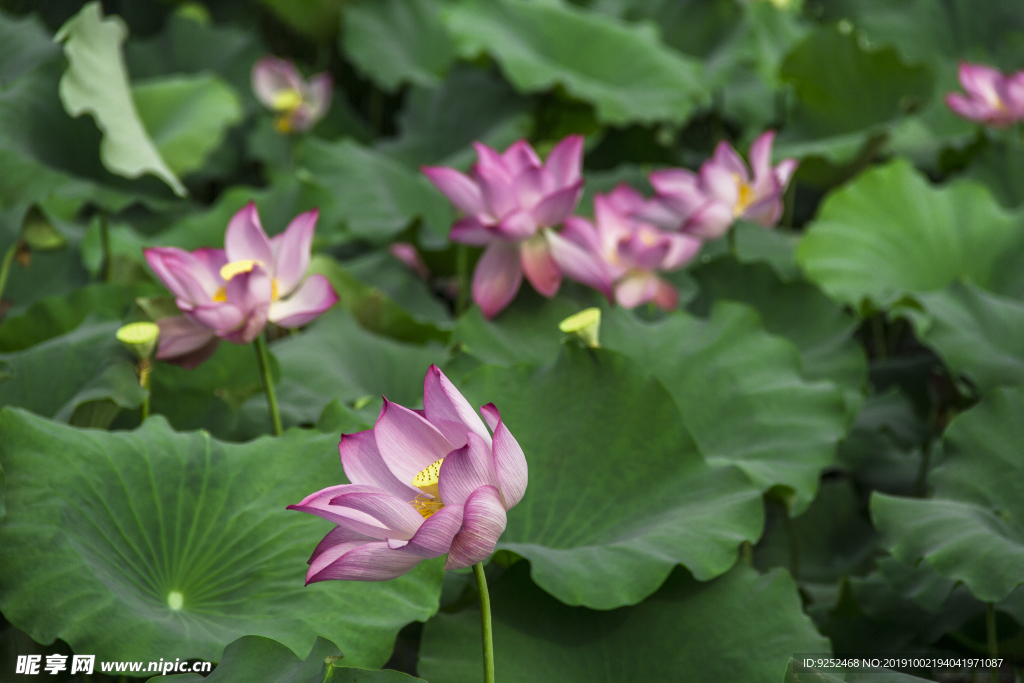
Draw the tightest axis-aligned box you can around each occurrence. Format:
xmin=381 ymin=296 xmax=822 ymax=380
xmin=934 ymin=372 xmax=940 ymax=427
xmin=271 ymin=88 xmax=304 ymax=114
xmin=732 ymin=174 xmax=755 ymax=216
xmin=410 ymin=458 xmax=445 ymax=519
xmin=213 ymin=260 xmax=281 ymax=302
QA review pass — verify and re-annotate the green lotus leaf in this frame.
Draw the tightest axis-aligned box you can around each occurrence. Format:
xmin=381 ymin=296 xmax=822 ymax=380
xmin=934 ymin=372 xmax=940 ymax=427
xmin=442 ymin=0 xmax=709 ymax=125
xmin=797 ymin=160 xmax=1024 ymax=311
xmin=873 ymin=385 xmax=1024 ymax=602
xmin=776 ymin=27 xmax=933 ymax=164
xmin=421 ymin=563 xmax=827 ymax=683
xmin=342 ymin=0 xmax=455 ymax=92
xmin=310 ymin=255 xmax=451 ymax=345
xmin=896 ymin=282 xmax=1024 ymax=394
xmin=378 ymin=64 xmax=532 ymax=170
xmin=295 ymin=138 xmax=453 ymax=243
xmin=0 ymin=319 xmax=145 ymax=427
xmin=454 ymin=343 xmax=763 ymax=608
xmin=156 ymin=635 xmax=424 ymax=683
xmin=132 ymin=73 xmax=243 ymax=176
xmin=55 ymin=3 xmax=186 ymax=196
xmin=601 ymin=303 xmax=849 ymax=513
xmin=0 ymin=282 xmax=150 ymax=352
xmin=237 ymin=308 xmax=449 ymax=436
xmin=690 ymin=257 xmax=867 ymax=398
xmin=0 ymin=410 xmax=442 ymax=665
xmin=0 ymin=9 xmax=59 ymax=86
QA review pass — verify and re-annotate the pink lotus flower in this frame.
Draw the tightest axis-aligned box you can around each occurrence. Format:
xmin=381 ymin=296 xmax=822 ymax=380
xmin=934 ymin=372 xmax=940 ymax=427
xmin=251 ymin=56 xmax=332 ymax=134
xmin=945 ymin=63 xmax=1024 ymax=127
xmin=423 ymin=137 xmax=611 ymax=318
xmin=288 ymin=365 xmax=527 ymax=582
xmin=643 ymin=131 xmax=798 ymax=240
xmin=563 ymin=186 xmax=701 ymax=310
xmin=144 ymin=202 xmax=338 ymax=368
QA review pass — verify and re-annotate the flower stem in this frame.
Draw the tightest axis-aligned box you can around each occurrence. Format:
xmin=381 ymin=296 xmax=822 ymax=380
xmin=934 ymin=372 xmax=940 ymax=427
xmin=0 ymin=242 xmax=16 ymax=302
xmin=987 ymin=602 xmax=998 ymax=683
xmin=472 ymin=562 xmax=495 ymax=683
xmin=139 ymin=359 xmax=152 ymax=423
xmin=727 ymin=227 xmax=737 ymax=257
xmin=254 ymin=333 xmax=282 ymax=436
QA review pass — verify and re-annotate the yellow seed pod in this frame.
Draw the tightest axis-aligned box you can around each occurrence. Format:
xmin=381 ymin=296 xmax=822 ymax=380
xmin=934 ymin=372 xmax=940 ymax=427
xmin=116 ymin=322 xmax=160 ymax=360
xmin=558 ymin=308 xmax=601 ymax=348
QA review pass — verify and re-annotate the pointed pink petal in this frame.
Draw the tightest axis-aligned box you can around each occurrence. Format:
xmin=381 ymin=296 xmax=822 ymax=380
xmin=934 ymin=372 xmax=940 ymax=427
xmin=268 ymin=274 xmax=337 ymax=328
xmin=615 ymin=271 xmax=660 ymax=308
xmin=423 ymin=365 xmax=492 ymax=449
xmin=445 ymin=485 xmax=507 ymax=570
xmin=958 ymin=63 xmax=1004 ymax=101
xmin=375 ymin=399 xmax=456 ymax=486
xmin=224 ymin=202 xmax=274 ymax=267
xmin=304 ymin=73 xmax=332 ymax=125
xmin=191 ymin=247 xmax=228 ymax=280
xmin=450 ymin=216 xmax=497 ymax=246
xmin=154 ymin=316 xmax=219 ymax=368
xmin=474 ymin=162 xmax=517 ymax=219
xmin=774 ymin=158 xmax=798 ymax=188
xmin=699 ymin=163 xmax=740 ymax=207
xmin=530 ymin=181 xmax=583 ymax=227
xmin=649 ymin=168 xmax=699 ymax=196
xmin=546 ymin=229 xmax=612 ymax=299
xmin=945 ymin=93 xmax=995 ymax=122
xmin=653 ymin=277 xmax=680 ymax=311
xmin=748 ymin=131 xmax=776 ymax=187
xmin=309 ymin=525 xmax=378 ymax=564
xmin=605 ymin=183 xmax=646 ymax=214
xmin=560 ymin=216 xmax=603 ymax=254
xmin=520 ymin=233 xmax=561 ymax=298
xmin=404 ymin=504 xmax=465 ymax=558
xmin=479 ymin=403 xmax=500 ymax=432
xmin=661 ymin=233 xmax=702 ymax=270
xmin=186 ymin=303 xmax=244 ymax=336
xmin=513 ymin=166 xmax=550 ymax=209
xmin=388 ymin=242 xmax=431 ymax=279
xmin=144 ymin=247 xmax=219 ymax=303
xmin=500 ymin=139 xmax=541 ymax=174
xmin=544 ymin=135 xmax=584 ymax=186
xmin=307 ymin=540 xmax=422 ymax=583
xmin=682 ymin=201 xmax=734 ymax=240
xmin=473 ymin=241 xmax=523 ymax=318
xmin=490 ymin=413 xmax=527 ymax=510
xmin=422 ymin=166 xmax=485 ymax=215
xmin=710 ymin=140 xmax=749 ymax=181
xmin=288 ymin=484 xmax=396 ymax=538
xmin=496 ymin=208 xmax=538 ymax=241
xmin=340 ymin=430 xmax=422 ymax=500
xmin=473 ymin=141 xmax=510 ymax=175
xmin=742 ymin=194 xmax=784 ymax=227
xmin=438 ymin=433 xmax=500 ymax=506
xmin=216 ymin=266 xmax=273 ymax=343
xmin=636 ymin=198 xmax=687 ymax=231
xmin=329 ymin=491 xmax=424 ymax=538
xmin=251 ymin=56 xmax=304 ymax=109
xmin=270 ymin=209 xmax=317 ymax=296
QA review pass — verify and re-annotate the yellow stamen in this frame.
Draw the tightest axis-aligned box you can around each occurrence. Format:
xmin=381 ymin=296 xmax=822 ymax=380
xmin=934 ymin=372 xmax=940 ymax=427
xmin=220 ymin=259 xmax=262 ymax=281
xmin=411 ymin=494 xmax=445 ymax=519
xmin=271 ymin=88 xmax=303 ymax=114
xmin=732 ymin=174 xmax=756 ymax=216
xmin=410 ymin=458 xmax=445 ymax=518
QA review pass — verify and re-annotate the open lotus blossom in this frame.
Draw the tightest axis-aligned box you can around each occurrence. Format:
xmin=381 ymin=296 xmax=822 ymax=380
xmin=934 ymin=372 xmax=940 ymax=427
xmin=563 ymin=186 xmax=701 ymax=310
xmin=289 ymin=366 xmax=527 ymax=582
xmin=945 ymin=62 xmax=1024 ymax=127
xmin=144 ymin=202 xmax=338 ymax=369
xmin=642 ymin=131 xmax=798 ymax=240
xmin=423 ymin=137 xmax=611 ymax=318
xmin=252 ymin=56 xmax=332 ymax=134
